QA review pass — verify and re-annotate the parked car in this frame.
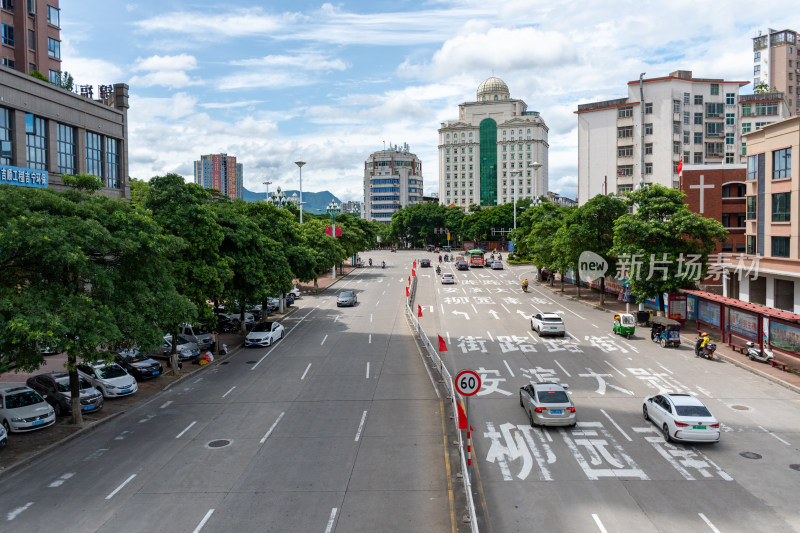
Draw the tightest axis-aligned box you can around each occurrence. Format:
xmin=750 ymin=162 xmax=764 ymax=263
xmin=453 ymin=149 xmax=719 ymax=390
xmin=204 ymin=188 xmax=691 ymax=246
xmin=0 ymin=386 xmax=56 ymax=433
xmin=337 ymin=290 xmax=357 ymax=307
xmin=531 ymin=312 xmax=566 ymax=337
xmin=36 ymin=343 xmax=63 ymax=355
xmin=77 ymin=362 xmax=138 ymax=398
xmin=26 ymin=372 xmax=103 ymax=416
xmin=643 ymin=393 xmax=720 ymax=443
xmin=161 ymin=334 xmax=201 ymax=361
xmin=490 ymin=261 xmax=504 ymax=270
xmin=441 ymin=273 xmax=456 ymax=284
xmin=178 ymin=323 xmax=212 ymax=349
xmin=289 ymin=286 xmax=302 ymax=299
xmin=455 ymin=260 xmax=469 ymax=271
xmin=244 ymin=321 xmax=285 ymax=347
xmin=116 ymin=349 xmax=163 ymax=381
xmin=420 ymin=258 xmax=431 ymax=267
xmin=519 ymin=382 xmax=576 ymax=427
xmin=0 ymin=422 xmax=7 ymax=450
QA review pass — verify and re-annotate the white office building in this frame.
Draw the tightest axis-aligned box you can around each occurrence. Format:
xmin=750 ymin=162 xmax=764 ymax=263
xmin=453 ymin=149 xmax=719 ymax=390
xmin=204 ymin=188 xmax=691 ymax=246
xmin=438 ymin=77 xmax=548 ymax=208
xmin=363 ymin=144 xmax=423 ymax=223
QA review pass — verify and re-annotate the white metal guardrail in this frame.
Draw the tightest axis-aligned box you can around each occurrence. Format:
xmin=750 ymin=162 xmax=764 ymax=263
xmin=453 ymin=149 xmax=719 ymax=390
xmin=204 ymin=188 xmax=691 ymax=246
xmin=406 ymin=274 xmax=479 ymax=532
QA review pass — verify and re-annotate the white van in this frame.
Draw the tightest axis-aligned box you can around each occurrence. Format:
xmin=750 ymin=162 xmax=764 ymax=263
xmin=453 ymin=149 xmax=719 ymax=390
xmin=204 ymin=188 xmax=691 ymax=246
xmin=178 ymin=324 xmax=212 ymax=349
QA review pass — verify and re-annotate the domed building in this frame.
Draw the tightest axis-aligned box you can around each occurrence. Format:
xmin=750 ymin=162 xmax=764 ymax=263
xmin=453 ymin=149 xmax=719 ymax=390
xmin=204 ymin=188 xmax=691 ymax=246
xmin=438 ymin=77 xmax=548 ymax=208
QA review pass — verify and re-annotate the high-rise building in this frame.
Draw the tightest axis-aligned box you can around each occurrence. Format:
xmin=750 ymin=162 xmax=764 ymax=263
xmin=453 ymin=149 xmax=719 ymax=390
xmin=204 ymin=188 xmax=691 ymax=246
xmin=753 ymin=29 xmax=800 ymax=116
xmin=577 ymin=70 xmax=748 ymax=204
xmin=739 ymin=93 xmax=791 ymax=162
xmin=193 ymin=153 xmax=243 ymax=199
xmin=438 ymin=77 xmax=548 ymax=208
xmin=363 ymin=143 xmax=423 ymax=223
xmin=0 ymin=0 xmax=62 ymax=82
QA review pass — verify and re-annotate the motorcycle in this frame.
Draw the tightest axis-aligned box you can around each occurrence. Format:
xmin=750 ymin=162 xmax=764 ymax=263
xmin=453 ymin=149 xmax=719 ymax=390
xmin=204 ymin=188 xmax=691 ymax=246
xmin=695 ymin=338 xmax=717 ymax=359
xmin=436 ymin=265 xmax=441 ymax=275
xmin=522 ymin=281 xmax=529 ymax=293
xmin=369 ymin=258 xmax=372 ymax=267
xmin=381 ymin=261 xmax=386 ymax=269
xmin=746 ymin=341 xmax=775 ymax=363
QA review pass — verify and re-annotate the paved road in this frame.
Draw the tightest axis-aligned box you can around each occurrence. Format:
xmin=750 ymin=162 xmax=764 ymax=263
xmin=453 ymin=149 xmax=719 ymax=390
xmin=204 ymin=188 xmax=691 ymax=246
xmin=415 ymin=257 xmax=800 ymax=533
xmin=0 ymin=253 xmax=455 ymax=532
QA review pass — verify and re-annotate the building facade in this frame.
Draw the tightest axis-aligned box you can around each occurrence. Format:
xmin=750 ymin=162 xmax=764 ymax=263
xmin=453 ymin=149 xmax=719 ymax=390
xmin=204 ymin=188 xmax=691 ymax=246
xmin=546 ymin=191 xmax=577 ymax=208
xmin=363 ymin=143 xmax=423 ymax=223
xmin=753 ymin=29 xmax=800 ymax=116
xmin=193 ymin=153 xmax=243 ymax=199
xmin=438 ymin=77 xmax=548 ymax=208
xmin=577 ymin=70 xmax=748 ymax=205
xmin=340 ymin=200 xmax=361 ymax=216
xmin=1 ymin=65 xmax=129 ymax=198
xmin=739 ymin=93 xmax=791 ymax=161
xmin=0 ymin=0 xmax=61 ymax=81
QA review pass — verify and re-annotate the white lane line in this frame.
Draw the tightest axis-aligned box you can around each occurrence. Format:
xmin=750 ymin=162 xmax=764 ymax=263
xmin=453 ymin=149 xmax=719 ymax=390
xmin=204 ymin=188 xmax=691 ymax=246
xmin=600 ymin=408 xmax=632 ymax=442
xmin=471 ymin=303 xmax=478 ymax=313
xmin=568 ymin=332 xmax=580 ymax=341
xmin=176 ymin=421 xmax=196 ymax=439
xmin=501 ymin=304 xmax=511 ymax=313
xmin=592 ymin=323 xmax=599 ymax=329
xmin=221 ymin=386 xmax=236 ymax=398
xmin=446 ymin=332 xmax=451 ymax=344
xmin=527 ymin=331 xmax=538 ymax=342
xmin=487 ymin=330 xmax=495 ymax=342
xmin=537 ymin=426 xmax=553 ymax=443
xmin=7 ymin=502 xmax=34 ymax=521
xmin=193 ymin=509 xmax=215 ymax=533
xmin=553 ymin=359 xmax=571 ymax=377
xmin=622 ymin=340 xmax=639 ymax=353
xmin=657 ymin=362 xmax=673 ymax=374
xmin=369 ymin=334 xmax=372 ymax=344
xmin=759 ymin=425 xmax=791 ymax=446
xmin=260 ymin=412 xmax=285 ymax=444
xmin=300 ymin=363 xmax=312 ymax=380
xmin=441 ymin=303 xmax=445 ymax=314
xmin=49 ymin=472 xmax=75 ymax=487
xmin=325 ymin=508 xmax=338 ymax=533
xmin=252 ymin=309 xmax=314 ymax=369
xmin=604 ymin=360 xmax=626 ymax=377
xmin=696 ymin=386 xmax=713 ymax=398
xmin=382 ymin=290 xmax=386 ymax=295
xmin=370 ymin=313 xmax=373 ymax=323
xmin=559 ymin=305 xmax=585 ymax=319
xmin=105 ymin=474 xmax=136 ymax=500
xmin=503 ymin=360 xmax=515 ymax=377
xmin=698 ymin=513 xmax=721 ymax=533
xmin=321 ymin=334 xmax=328 ymax=345
xmin=375 ymin=300 xmax=380 ymax=307
xmin=160 ymin=401 xmax=172 ymax=409
xmin=366 ymin=362 xmax=370 ymax=379
xmin=530 ymin=303 xmax=543 ymax=313
xmin=355 ymin=410 xmax=368 ymax=441
xmin=592 ymin=514 xmax=608 ymax=533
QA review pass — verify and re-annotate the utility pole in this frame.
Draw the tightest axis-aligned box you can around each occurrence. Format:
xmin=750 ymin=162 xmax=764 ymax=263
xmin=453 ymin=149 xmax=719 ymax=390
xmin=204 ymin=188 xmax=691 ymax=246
xmin=638 ymin=72 xmax=646 ymax=189
xmin=262 ymin=180 xmax=272 ymax=202
xmin=295 ymin=161 xmax=306 ymax=223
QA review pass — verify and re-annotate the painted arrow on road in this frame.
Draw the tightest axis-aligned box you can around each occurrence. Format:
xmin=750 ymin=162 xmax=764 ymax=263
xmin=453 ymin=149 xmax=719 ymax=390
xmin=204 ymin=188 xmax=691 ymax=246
xmin=489 ymin=310 xmax=499 ymax=319
xmin=452 ymin=311 xmax=470 ymax=320
xmin=517 ymin=309 xmax=531 ymax=318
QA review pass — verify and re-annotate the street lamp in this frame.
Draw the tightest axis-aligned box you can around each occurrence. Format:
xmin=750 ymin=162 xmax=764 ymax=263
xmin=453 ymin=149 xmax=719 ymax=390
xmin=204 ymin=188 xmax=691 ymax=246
xmin=327 ymin=200 xmax=341 ymax=279
xmin=262 ymin=180 xmax=272 ymax=202
xmin=295 ymin=161 xmax=306 ymax=223
xmin=511 ymin=169 xmax=522 ymax=231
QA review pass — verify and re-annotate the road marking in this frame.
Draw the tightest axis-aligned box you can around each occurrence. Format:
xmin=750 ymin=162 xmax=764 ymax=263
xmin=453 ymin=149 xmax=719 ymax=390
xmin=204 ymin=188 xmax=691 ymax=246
xmin=696 ymin=386 xmax=713 ymax=398
xmin=369 ymin=334 xmax=372 ymax=343
xmin=375 ymin=300 xmax=380 ymax=307
xmin=527 ymin=331 xmax=538 ymax=342
xmin=452 ymin=310 xmax=470 ymax=320
xmin=355 ymin=410 xmax=368 ymax=441
xmin=553 ymin=359 xmax=571 ymax=377
xmin=48 ymin=472 xmax=75 ymax=488
xmin=657 ymin=362 xmax=673 ymax=374
xmin=698 ymin=513 xmax=721 ymax=533
xmin=568 ymin=332 xmax=580 ymax=341
xmin=447 ymin=332 xmax=450 ymax=344
xmin=324 ymin=508 xmax=338 ymax=533
xmin=321 ymin=334 xmax=328 ymax=345
xmin=622 ymin=340 xmax=639 ymax=353
xmin=487 ymin=331 xmax=494 ymax=342
xmin=592 ymin=514 xmax=608 ymax=533
xmin=260 ymin=412 xmax=285 ymax=444
xmin=160 ymin=401 xmax=172 ymax=409
xmin=592 ymin=323 xmax=599 ymax=329
xmin=600 ymin=408 xmax=632 ymax=442
xmin=176 ymin=421 xmax=196 ymax=439
xmin=7 ymin=502 xmax=33 ymax=521
xmin=530 ymin=303 xmax=542 ymax=313
xmin=441 ymin=303 xmax=445 ymax=314
xmin=382 ymin=290 xmax=386 ymax=295
xmin=300 ymin=363 xmax=312 ymax=380
xmin=252 ymin=308 xmax=314 ymax=369
xmin=489 ymin=309 xmax=499 ymax=319
xmin=471 ymin=303 xmax=478 ymax=314
xmin=115 ymin=430 xmax=131 ymax=440
xmin=370 ymin=313 xmax=373 ymax=323
xmin=503 ymin=359 xmax=515 ymax=377
xmin=500 ymin=304 xmax=511 ymax=313
xmin=83 ymin=449 xmax=108 ymax=461
xmin=222 ymin=386 xmax=236 ymax=398
xmin=193 ymin=509 xmax=215 ymax=533
xmin=366 ymin=362 xmax=370 ymax=379
xmin=561 ymin=306 xmax=586 ymax=319
xmin=604 ymin=360 xmax=626 ymax=377
xmin=537 ymin=426 xmax=553 ymax=443
xmin=105 ymin=474 xmax=136 ymax=500
xmin=759 ymin=425 xmax=791 ymax=446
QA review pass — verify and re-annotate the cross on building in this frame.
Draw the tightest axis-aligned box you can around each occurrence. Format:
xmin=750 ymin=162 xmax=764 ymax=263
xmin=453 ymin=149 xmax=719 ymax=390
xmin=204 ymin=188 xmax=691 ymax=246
xmin=689 ymin=174 xmax=714 ymax=214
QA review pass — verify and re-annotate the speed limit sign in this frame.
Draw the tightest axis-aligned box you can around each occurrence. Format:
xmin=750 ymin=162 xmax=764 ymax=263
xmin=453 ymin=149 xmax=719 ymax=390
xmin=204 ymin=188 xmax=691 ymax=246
xmin=455 ymin=370 xmax=481 ymax=396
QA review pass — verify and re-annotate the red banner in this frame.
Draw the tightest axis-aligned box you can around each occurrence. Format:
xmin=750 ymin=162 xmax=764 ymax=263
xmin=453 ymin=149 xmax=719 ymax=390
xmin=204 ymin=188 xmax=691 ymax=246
xmin=418 ymin=305 xmax=423 ymax=317
xmin=438 ymin=335 xmax=448 ymax=352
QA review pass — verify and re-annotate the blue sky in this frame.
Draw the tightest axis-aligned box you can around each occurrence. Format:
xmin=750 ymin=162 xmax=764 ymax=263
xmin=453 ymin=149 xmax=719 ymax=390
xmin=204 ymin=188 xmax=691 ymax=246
xmin=61 ymin=1 xmax=798 ymax=201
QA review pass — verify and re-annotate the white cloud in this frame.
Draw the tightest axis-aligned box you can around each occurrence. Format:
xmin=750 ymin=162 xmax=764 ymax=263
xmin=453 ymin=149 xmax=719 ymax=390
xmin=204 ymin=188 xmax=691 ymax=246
xmin=133 ymin=54 xmax=198 ymax=72
xmin=128 ymin=54 xmax=202 ymax=89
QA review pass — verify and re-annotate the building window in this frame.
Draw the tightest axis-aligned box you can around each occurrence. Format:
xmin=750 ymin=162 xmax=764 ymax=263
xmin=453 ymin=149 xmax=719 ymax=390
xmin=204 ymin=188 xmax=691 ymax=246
xmin=710 ymin=84 xmax=719 ymax=95
xmin=85 ymin=131 xmax=103 ymax=178
xmin=28 ymin=29 xmax=34 ymax=50
xmin=772 ymin=192 xmax=791 ymax=222
xmin=673 ymin=100 xmax=680 ymax=113
xmin=645 ymin=143 xmax=653 ymax=155
xmin=47 ymin=37 xmax=60 ymax=59
xmin=746 ymin=196 xmax=757 ymax=219
xmin=1 ymin=24 xmax=13 ymax=46
xmin=56 ymin=123 xmax=76 ymax=174
xmin=706 ymin=103 xmax=724 ymax=118
xmin=645 ymin=102 xmax=653 ymax=114
xmin=742 ymin=123 xmax=751 ymax=134
xmin=747 ymin=155 xmax=757 ymax=180
xmin=645 ymin=162 xmax=653 ymax=175
xmin=694 ymin=113 xmax=703 ymax=125
xmin=47 ymin=5 xmax=60 ymax=27
xmin=618 ymin=146 xmax=633 ymax=157
xmin=26 ymin=0 xmax=34 ymax=14
xmin=755 ymin=102 xmax=778 ymax=115
xmin=25 ymin=113 xmax=47 ymax=171
xmin=726 ymin=133 xmax=734 ymax=145
xmin=746 ymin=235 xmax=756 ymax=255
xmin=49 ymin=69 xmax=60 ymax=84
xmin=683 ymin=131 xmax=690 ymax=144
xmin=773 ymin=148 xmax=791 ymax=179
xmin=693 ymin=132 xmax=702 ymax=144
xmin=106 ymin=138 xmax=120 ymax=189
xmin=726 ymin=93 xmax=735 ymax=105
xmin=693 ymin=152 xmax=703 ymax=164
xmin=673 ymin=141 xmax=681 ymax=154
xmin=742 ymin=104 xmax=751 ymax=117
xmin=683 ymin=111 xmax=689 ymax=125
xmin=617 ymin=165 xmax=633 ymax=176
xmin=684 ymin=93 xmax=690 ymax=105
xmin=725 ymin=153 xmax=735 ymax=164
xmin=705 ymin=142 xmax=724 ymax=158
xmin=726 ymin=113 xmax=735 ymax=125
xmin=1 ymin=57 xmax=14 ymax=68
xmin=0 ymin=107 xmax=11 ymax=165
xmin=771 ymin=236 xmax=790 ymax=258
xmin=644 ymin=123 xmax=653 ymax=135
xmin=754 ymin=65 xmax=761 ymax=75
xmin=618 ymin=106 xmax=633 ymax=118
xmin=617 ymin=126 xmax=633 ymax=138
xmin=694 ymin=95 xmax=703 ymax=105
xmin=706 ymin=122 xmax=724 ymax=137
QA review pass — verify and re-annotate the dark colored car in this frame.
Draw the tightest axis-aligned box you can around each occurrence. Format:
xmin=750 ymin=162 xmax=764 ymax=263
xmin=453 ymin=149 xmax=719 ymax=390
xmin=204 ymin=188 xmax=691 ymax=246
xmin=26 ymin=372 xmax=103 ymax=416
xmin=455 ymin=260 xmax=469 ymax=271
xmin=337 ymin=290 xmax=357 ymax=307
xmin=116 ymin=349 xmax=163 ymax=381
xmin=420 ymin=258 xmax=431 ymax=267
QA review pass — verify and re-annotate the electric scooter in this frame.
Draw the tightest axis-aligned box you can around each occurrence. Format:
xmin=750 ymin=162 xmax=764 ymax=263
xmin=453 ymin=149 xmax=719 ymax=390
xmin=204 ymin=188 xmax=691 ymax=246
xmin=746 ymin=341 xmax=775 ymax=364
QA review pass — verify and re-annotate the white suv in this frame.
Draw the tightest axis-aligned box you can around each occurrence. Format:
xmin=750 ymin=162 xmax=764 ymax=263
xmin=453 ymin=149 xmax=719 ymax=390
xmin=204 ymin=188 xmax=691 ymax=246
xmin=531 ymin=312 xmax=566 ymax=337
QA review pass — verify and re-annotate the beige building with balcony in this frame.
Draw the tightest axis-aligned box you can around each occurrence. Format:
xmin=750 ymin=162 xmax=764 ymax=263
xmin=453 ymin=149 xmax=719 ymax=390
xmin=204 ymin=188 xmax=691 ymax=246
xmin=753 ymin=29 xmax=800 ymax=116
xmin=363 ymin=143 xmax=423 ymax=223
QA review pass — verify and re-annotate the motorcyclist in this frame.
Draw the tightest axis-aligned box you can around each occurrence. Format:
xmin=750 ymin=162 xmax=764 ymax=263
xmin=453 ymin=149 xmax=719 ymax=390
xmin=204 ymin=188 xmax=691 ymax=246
xmin=436 ymin=265 xmax=441 ymax=274
xmin=498 ymin=253 xmax=502 ymax=261
xmin=381 ymin=261 xmax=385 ymax=269
xmin=695 ymin=332 xmax=710 ymax=356
xmin=369 ymin=258 xmax=372 ymax=267
xmin=444 ymin=254 xmax=449 ymax=262
xmin=439 ymin=255 xmax=442 ymax=263
xmin=522 ymin=278 xmax=529 ymax=292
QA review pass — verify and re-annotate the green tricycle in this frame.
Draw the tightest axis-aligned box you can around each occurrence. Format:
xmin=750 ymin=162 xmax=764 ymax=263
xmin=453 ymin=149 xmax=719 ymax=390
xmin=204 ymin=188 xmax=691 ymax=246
xmin=613 ymin=313 xmax=636 ymax=339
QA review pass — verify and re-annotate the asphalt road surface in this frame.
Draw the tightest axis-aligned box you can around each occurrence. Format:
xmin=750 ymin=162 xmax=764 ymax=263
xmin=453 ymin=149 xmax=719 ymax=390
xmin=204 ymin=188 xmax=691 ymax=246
xmin=415 ymin=256 xmax=800 ymax=533
xmin=0 ymin=251 xmax=454 ymax=533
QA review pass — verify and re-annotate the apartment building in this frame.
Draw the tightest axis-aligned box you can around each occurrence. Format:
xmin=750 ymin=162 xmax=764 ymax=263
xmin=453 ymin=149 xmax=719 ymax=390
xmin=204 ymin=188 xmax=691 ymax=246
xmin=363 ymin=143 xmax=423 ymax=223
xmin=577 ymin=70 xmax=748 ymax=205
xmin=740 ymin=93 xmax=791 ymax=161
xmin=438 ymin=77 xmax=548 ymax=208
xmin=753 ymin=29 xmax=800 ymax=116
xmin=193 ymin=153 xmax=243 ymax=199
xmin=0 ymin=0 xmax=61 ymax=80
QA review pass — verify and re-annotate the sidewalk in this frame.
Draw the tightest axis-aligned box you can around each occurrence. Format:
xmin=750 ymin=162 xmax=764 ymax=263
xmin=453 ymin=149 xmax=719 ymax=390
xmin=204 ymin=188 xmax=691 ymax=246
xmin=533 ymin=278 xmax=800 ymax=394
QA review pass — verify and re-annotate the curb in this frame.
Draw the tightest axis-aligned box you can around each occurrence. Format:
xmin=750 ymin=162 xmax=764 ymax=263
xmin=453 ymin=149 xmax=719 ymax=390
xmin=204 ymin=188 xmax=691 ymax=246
xmin=714 ymin=352 xmax=800 ymax=395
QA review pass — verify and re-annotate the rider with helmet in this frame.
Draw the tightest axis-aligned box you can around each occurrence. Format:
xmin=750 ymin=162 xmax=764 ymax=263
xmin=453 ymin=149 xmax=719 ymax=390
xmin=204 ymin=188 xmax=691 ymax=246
xmin=522 ymin=278 xmax=529 ymax=292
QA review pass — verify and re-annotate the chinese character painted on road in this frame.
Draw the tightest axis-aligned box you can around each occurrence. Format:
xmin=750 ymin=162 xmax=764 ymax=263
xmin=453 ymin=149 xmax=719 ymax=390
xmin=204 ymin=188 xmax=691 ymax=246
xmin=476 ymin=368 xmax=512 ymax=396
xmin=502 ymin=297 xmax=522 ymax=305
xmin=473 ymin=297 xmax=496 ymax=305
xmin=484 ymin=422 xmax=556 ymax=481
xmin=444 ymin=296 xmax=470 ymax=305
xmin=578 ymin=368 xmax=634 ymax=396
xmin=585 ymin=335 xmax=628 ymax=354
xmin=541 ymin=338 xmax=583 ymax=353
xmin=627 ymin=368 xmax=691 ymax=394
xmin=520 ymin=366 xmax=561 ymax=384
xmin=560 ymin=422 xmax=648 ymax=480
xmin=457 ymin=336 xmax=488 ymax=354
xmin=497 ymin=335 xmax=537 ymax=353
xmin=633 ymin=427 xmax=732 ymax=481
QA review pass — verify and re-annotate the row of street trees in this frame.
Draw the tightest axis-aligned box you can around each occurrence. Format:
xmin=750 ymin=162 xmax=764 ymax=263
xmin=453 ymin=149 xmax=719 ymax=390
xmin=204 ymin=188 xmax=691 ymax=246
xmin=0 ymin=174 xmax=383 ymax=424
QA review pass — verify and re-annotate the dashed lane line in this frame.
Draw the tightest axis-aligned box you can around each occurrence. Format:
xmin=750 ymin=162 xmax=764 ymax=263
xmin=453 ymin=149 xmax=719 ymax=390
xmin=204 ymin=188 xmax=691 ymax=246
xmin=193 ymin=509 xmax=215 ymax=533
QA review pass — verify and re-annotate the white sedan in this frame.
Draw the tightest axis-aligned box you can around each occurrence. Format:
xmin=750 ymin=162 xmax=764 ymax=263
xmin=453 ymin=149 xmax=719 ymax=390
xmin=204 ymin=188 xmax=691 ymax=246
xmin=441 ymin=273 xmax=456 ymax=284
xmin=643 ymin=393 xmax=720 ymax=443
xmin=77 ymin=362 xmax=138 ymax=398
xmin=245 ymin=321 xmax=285 ymax=347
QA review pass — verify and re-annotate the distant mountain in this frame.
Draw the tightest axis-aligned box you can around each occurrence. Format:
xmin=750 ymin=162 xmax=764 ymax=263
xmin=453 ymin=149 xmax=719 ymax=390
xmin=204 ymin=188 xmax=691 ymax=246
xmin=241 ymin=186 xmax=341 ymax=215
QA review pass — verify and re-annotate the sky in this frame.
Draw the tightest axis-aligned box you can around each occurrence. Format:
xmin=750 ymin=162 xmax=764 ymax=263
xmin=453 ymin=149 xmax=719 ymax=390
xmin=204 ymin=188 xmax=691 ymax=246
xmin=60 ymin=0 xmax=799 ymax=201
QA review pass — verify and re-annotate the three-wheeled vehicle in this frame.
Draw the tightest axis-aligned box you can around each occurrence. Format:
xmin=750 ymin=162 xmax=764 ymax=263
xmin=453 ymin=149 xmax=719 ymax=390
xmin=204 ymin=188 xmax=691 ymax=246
xmin=650 ymin=316 xmax=681 ymax=348
xmin=613 ymin=313 xmax=636 ymax=339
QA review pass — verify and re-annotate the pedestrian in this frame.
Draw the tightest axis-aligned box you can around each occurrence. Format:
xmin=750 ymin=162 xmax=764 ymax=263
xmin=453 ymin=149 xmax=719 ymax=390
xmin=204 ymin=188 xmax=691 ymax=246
xmin=210 ymin=330 xmax=218 ymax=356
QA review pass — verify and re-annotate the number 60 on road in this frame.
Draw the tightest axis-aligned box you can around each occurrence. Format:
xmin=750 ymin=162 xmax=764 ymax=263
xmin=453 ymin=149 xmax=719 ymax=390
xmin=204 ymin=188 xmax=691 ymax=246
xmin=455 ymin=369 xmax=481 ymax=396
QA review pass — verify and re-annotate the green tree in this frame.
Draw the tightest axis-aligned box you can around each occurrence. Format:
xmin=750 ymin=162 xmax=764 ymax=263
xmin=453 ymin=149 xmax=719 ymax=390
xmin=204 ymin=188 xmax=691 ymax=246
xmin=611 ymin=185 xmax=727 ymax=314
xmin=524 ymin=202 xmax=572 ymax=287
xmin=300 ymin=219 xmax=346 ymax=288
xmin=129 ymin=179 xmax=151 ymax=209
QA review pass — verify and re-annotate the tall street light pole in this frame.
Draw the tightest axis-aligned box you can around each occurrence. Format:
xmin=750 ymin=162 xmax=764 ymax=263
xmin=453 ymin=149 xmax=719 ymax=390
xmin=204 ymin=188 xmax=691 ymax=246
xmin=512 ymin=169 xmax=522 ymax=231
xmin=295 ymin=161 xmax=306 ymax=223
xmin=262 ymin=180 xmax=272 ymax=202
xmin=327 ymin=200 xmax=341 ymax=280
